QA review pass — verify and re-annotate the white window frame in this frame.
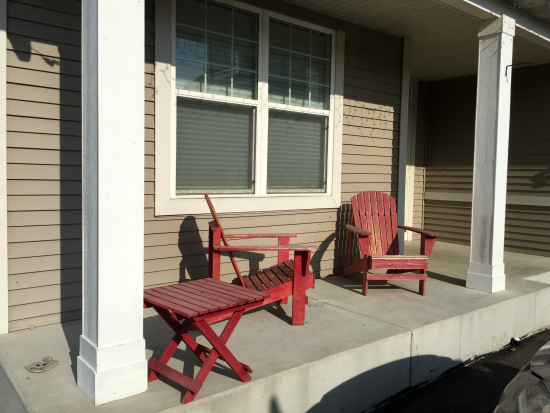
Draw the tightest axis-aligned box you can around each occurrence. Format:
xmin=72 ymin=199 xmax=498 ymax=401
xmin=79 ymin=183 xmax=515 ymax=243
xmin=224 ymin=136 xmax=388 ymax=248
xmin=155 ymin=0 xmax=344 ymax=215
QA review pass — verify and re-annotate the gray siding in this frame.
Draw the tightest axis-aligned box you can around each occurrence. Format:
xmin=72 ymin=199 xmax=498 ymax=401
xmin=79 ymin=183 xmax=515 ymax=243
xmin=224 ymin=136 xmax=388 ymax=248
xmin=5 ymin=0 xmax=403 ymax=331
xmin=424 ymin=64 xmax=550 ymax=256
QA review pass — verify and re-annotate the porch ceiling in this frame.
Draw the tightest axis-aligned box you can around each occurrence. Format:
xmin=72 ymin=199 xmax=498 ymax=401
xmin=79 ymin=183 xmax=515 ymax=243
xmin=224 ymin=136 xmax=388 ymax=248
xmin=287 ymin=0 xmax=550 ymax=81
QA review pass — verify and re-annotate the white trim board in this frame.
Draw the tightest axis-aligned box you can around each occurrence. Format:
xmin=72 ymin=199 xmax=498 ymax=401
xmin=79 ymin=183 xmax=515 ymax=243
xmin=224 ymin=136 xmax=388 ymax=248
xmin=425 ymin=191 xmax=550 ymax=207
xmin=0 ymin=0 xmax=8 ymax=335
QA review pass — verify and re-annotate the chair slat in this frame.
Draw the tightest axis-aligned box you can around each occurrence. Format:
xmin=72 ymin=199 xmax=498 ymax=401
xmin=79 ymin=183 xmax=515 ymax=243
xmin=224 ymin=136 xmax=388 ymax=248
xmin=263 ymin=269 xmax=283 ymax=287
xmin=377 ymin=192 xmax=389 ymax=254
xmin=389 ymin=196 xmax=399 ymax=255
xmin=257 ymin=271 xmax=276 ymax=289
xmin=156 ymin=287 xmax=219 ymax=313
xmin=201 ymin=277 xmax=266 ymax=300
xmin=249 ymin=274 xmax=267 ymax=291
xmin=270 ymin=265 xmax=292 ymax=283
xmin=369 ymin=191 xmax=382 ymax=255
xmin=356 ymin=192 xmax=370 ymax=257
xmin=382 ymin=193 xmax=394 ymax=255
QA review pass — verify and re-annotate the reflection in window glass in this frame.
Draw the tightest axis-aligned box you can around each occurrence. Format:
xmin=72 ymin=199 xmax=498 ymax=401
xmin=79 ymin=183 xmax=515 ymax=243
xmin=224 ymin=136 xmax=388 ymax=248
xmin=268 ymin=19 xmax=331 ymax=109
xmin=176 ymin=0 xmax=258 ymax=99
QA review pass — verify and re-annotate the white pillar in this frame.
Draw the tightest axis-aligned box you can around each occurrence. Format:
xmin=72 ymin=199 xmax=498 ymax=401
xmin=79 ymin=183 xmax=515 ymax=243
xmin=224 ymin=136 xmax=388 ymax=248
xmin=0 ymin=0 xmax=7 ymax=335
xmin=78 ymin=0 xmax=147 ymax=405
xmin=397 ymin=38 xmax=412 ymax=253
xmin=466 ymin=16 xmax=515 ymax=293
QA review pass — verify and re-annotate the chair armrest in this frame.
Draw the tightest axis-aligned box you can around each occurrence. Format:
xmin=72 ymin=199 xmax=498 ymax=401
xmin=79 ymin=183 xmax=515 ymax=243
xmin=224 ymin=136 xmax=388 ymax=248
xmin=345 ymin=224 xmax=371 ymax=237
xmin=398 ymin=225 xmax=440 ymax=237
xmin=214 ymin=245 xmax=319 ymax=252
xmin=225 ymin=233 xmax=297 ymax=239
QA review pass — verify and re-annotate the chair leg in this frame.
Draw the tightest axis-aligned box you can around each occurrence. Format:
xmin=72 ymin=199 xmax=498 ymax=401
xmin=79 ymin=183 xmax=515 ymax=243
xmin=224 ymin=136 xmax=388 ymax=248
xmin=419 ymin=276 xmax=426 ymax=296
xmin=278 ymin=297 xmax=288 ymax=305
xmin=362 ymin=271 xmax=369 ymax=296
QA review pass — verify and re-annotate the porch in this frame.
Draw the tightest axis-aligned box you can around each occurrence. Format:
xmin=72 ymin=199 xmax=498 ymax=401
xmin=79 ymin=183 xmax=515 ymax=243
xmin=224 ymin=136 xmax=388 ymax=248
xmin=2 ymin=240 xmax=550 ymax=413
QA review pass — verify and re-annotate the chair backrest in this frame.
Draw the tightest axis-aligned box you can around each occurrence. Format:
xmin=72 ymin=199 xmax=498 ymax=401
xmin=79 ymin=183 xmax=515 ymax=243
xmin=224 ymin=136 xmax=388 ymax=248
xmin=350 ymin=191 xmax=399 ymax=256
xmin=204 ymin=194 xmax=245 ymax=286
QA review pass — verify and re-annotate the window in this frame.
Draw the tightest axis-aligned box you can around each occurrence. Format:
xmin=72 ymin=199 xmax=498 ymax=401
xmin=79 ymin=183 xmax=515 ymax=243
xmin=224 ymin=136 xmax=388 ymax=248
xmin=155 ymin=0 xmax=344 ymax=215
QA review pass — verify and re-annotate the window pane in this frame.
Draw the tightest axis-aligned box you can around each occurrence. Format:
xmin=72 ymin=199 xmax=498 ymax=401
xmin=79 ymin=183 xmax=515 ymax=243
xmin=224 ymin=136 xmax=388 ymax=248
xmin=176 ymin=0 xmax=258 ymax=98
xmin=176 ymin=98 xmax=254 ymax=193
xmin=291 ymin=53 xmax=309 ymax=81
xmin=177 ymin=0 xmax=205 ymax=29
xmin=312 ymin=31 xmax=330 ymax=59
xmin=233 ymin=40 xmax=257 ymax=71
xmin=206 ymin=65 xmax=231 ymax=96
xmin=290 ymin=80 xmax=308 ymax=107
xmin=269 ymin=48 xmax=290 ymax=78
xmin=311 ymin=58 xmax=330 ymax=85
xmin=291 ymin=26 xmax=310 ymax=54
xmin=176 ymin=26 xmax=205 ymax=62
xmin=206 ymin=1 xmax=231 ymax=35
xmin=270 ymin=20 xmax=290 ymax=49
xmin=234 ymin=9 xmax=257 ymax=40
xmin=269 ymin=77 xmax=290 ymax=104
xmin=176 ymin=59 xmax=205 ymax=91
xmin=233 ymin=71 xmax=257 ymax=99
xmin=267 ymin=110 xmax=327 ymax=193
xmin=310 ymin=84 xmax=329 ymax=110
xmin=268 ymin=18 xmax=331 ymax=109
xmin=207 ymin=33 xmax=232 ymax=67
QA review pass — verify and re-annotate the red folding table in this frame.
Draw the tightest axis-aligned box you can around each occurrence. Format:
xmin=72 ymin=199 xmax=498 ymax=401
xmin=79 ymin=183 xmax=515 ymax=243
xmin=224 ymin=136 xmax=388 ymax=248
xmin=144 ymin=278 xmax=270 ymax=404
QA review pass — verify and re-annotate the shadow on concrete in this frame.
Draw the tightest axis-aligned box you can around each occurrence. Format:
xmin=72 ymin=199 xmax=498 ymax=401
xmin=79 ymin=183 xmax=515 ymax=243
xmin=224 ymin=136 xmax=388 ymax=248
xmin=301 ymin=355 xmax=456 ymax=413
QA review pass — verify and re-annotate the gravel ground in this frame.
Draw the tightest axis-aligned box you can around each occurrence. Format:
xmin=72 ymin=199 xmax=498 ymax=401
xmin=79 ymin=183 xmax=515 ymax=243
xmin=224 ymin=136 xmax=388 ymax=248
xmin=374 ymin=329 xmax=550 ymax=413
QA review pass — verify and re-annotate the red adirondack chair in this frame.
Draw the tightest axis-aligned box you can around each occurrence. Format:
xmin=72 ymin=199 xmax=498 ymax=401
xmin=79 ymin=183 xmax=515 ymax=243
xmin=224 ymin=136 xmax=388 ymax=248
xmin=205 ymin=194 xmax=318 ymax=326
xmin=343 ymin=191 xmax=440 ymax=295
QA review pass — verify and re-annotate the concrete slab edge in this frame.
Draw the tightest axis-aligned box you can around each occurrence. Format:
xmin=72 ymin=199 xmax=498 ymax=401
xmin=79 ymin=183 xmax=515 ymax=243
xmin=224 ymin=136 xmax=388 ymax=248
xmin=158 ymin=330 xmax=412 ymax=413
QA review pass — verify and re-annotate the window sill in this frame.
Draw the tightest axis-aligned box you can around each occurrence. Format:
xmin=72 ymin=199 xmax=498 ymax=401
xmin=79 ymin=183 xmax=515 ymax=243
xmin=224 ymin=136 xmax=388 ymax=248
xmin=155 ymin=193 xmax=341 ymax=216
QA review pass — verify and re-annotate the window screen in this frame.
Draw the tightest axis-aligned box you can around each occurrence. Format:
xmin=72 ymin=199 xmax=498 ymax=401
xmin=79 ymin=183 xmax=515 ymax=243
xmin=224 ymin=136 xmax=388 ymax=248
xmin=176 ymin=98 xmax=255 ymax=194
xmin=267 ymin=110 xmax=328 ymax=193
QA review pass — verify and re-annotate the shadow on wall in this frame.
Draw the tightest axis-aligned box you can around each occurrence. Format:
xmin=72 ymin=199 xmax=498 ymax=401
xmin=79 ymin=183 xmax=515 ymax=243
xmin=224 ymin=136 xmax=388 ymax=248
xmin=8 ymin=18 xmax=82 ymax=337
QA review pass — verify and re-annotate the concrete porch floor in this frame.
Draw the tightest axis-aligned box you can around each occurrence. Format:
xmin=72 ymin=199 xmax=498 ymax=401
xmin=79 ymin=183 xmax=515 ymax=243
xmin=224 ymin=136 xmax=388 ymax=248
xmin=2 ymin=241 xmax=550 ymax=413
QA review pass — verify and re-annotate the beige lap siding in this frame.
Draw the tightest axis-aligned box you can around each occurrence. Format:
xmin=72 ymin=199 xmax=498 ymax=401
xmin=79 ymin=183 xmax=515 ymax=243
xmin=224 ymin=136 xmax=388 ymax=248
xmin=423 ymin=64 xmax=550 ymax=256
xmin=5 ymin=0 xmax=82 ymax=331
xmin=5 ymin=0 xmax=403 ymax=331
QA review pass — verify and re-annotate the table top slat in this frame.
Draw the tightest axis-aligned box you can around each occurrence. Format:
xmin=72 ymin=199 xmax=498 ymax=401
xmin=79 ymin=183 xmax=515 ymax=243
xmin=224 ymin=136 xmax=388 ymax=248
xmin=172 ymin=283 xmax=242 ymax=307
xmin=155 ymin=287 xmax=220 ymax=313
xmin=162 ymin=285 xmax=229 ymax=311
xmin=145 ymin=290 xmax=209 ymax=315
xmin=144 ymin=292 xmax=197 ymax=318
xmin=145 ymin=278 xmax=270 ymax=317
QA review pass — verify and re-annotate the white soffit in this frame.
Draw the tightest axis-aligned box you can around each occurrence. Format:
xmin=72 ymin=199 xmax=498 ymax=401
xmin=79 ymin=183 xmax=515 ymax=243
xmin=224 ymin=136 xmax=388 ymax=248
xmin=286 ymin=0 xmax=550 ymax=81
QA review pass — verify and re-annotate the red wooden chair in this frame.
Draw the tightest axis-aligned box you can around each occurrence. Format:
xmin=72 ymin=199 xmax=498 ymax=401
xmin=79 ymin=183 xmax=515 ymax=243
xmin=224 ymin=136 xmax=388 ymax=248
xmin=343 ymin=191 xmax=440 ymax=295
xmin=204 ymin=194 xmax=318 ymax=326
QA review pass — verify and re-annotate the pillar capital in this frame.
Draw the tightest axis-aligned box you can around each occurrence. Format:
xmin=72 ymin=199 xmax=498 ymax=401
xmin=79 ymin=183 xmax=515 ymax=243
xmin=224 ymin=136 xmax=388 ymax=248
xmin=479 ymin=15 xmax=515 ymax=38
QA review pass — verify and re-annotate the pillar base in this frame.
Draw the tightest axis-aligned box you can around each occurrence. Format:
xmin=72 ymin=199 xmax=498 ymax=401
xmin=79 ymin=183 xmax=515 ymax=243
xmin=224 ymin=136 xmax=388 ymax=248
xmin=77 ymin=336 xmax=147 ymax=405
xmin=466 ymin=262 xmax=506 ymax=293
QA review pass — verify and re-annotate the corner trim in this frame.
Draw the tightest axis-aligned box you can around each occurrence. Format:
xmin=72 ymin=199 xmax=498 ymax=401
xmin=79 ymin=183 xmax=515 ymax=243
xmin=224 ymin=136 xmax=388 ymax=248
xmin=0 ymin=0 xmax=8 ymax=335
